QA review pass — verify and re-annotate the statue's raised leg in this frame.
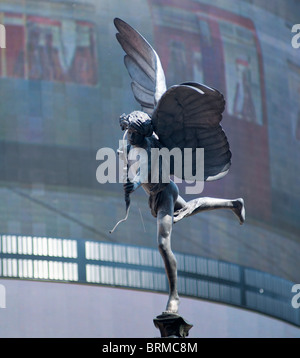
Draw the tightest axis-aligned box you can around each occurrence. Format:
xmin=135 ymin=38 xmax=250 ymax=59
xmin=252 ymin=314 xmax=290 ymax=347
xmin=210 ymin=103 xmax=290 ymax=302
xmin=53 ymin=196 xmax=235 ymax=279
xmin=173 ymin=197 xmax=245 ymax=225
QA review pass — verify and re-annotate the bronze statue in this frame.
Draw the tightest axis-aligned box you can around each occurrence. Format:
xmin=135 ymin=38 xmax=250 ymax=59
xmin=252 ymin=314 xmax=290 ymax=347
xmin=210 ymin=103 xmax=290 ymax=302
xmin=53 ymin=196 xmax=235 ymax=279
xmin=111 ymin=18 xmax=245 ymax=315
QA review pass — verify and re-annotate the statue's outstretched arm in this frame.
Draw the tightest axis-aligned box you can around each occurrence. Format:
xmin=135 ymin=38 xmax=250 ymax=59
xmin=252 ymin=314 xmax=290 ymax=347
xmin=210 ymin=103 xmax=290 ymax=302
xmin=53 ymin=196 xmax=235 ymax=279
xmin=123 ymin=177 xmax=142 ymax=195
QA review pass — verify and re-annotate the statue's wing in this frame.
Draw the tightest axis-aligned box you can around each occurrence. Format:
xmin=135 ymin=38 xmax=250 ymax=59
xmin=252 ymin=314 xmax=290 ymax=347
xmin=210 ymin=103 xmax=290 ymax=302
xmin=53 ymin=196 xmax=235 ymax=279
xmin=114 ymin=18 xmax=167 ymax=115
xmin=151 ymin=82 xmax=231 ymax=181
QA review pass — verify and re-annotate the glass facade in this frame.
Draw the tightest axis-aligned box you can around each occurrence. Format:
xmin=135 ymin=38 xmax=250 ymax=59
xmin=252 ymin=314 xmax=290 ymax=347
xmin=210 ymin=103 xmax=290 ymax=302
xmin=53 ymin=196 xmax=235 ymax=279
xmin=0 ymin=234 xmax=299 ymax=327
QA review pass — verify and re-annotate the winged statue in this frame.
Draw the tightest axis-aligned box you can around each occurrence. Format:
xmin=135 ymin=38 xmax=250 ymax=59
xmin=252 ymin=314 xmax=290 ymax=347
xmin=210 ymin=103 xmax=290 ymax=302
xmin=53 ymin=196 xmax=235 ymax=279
xmin=110 ymin=18 xmax=245 ymax=315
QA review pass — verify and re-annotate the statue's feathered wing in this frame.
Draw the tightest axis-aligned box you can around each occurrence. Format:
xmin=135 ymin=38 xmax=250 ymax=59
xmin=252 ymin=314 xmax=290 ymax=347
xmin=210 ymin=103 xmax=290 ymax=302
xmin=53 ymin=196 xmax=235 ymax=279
xmin=114 ymin=18 xmax=166 ymax=115
xmin=114 ymin=18 xmax=231 ymax=181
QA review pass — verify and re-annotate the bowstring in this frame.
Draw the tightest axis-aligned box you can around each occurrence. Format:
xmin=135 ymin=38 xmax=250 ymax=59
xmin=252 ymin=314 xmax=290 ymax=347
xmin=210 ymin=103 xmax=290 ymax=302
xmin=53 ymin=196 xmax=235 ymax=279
xmin=109 ymin=129 xmax=131 ymax=233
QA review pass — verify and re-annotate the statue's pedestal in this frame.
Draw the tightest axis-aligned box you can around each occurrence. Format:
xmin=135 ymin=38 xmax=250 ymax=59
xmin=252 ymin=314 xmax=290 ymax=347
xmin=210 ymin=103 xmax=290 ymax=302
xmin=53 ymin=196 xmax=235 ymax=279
xmin=153 ymin=313 xmax=193 ymax=338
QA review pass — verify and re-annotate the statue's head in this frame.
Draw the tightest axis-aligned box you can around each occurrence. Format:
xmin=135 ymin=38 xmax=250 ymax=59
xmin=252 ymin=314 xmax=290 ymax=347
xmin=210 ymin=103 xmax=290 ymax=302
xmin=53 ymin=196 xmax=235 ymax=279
xmin=119 ymin=111 xmax=153 ymax=145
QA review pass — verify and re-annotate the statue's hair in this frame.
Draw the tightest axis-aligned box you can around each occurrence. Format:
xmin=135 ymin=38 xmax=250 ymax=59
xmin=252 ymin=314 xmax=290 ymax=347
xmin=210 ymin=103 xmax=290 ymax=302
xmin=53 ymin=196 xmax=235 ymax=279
xmin=119 ymin=111 xmax=153 ymax=137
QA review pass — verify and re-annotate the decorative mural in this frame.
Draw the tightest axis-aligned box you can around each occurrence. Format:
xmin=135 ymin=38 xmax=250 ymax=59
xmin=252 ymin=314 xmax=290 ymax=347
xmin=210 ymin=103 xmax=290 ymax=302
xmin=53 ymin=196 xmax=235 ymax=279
xmin=0 ymin=12 xmax=97 ymax=85
xmin=148 ymin=0 xmax=270 ymax=220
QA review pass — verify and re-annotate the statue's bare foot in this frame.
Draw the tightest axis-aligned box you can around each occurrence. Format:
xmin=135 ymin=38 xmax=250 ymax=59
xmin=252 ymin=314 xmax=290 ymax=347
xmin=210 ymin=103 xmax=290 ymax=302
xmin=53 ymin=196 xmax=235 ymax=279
xmin=164 ymin=295 xmax=180 ymax=314
xmin=232 ymin=198 xmax=245 ymax=225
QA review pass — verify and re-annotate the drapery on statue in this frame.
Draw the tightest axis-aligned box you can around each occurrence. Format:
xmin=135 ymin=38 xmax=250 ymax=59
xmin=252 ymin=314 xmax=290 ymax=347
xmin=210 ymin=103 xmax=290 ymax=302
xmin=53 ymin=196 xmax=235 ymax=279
xmin=110 ymin=18 xmax=245 ymax=314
